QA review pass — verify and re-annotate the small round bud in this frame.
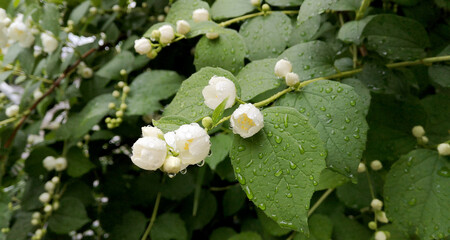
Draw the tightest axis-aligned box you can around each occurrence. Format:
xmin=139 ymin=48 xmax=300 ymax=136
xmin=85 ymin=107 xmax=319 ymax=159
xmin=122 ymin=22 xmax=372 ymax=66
xmin=44 ymin=181 xmax=55 ymax=193
xmin=368 ymin=221 xmax=377 ymax=230
xmin=77 ymin=141 xmax=83 ymax=148
xmin=202 ymin=117 xmax=213 ymax=129
xmin=370 ymin=160 xmax=383 ymax=171
xmin=164 ymin=6 xmax=170 ymax=14
xmin=112 ymin=5 xmax=120 ymax=12
xmin=116 ymin=117 xmax=122 ymax=123
xmin=84 ymin=134 xmax=90 ymax=141
xmin=162 ymin=156 xmax=183 ymax=174
xmin=142 ymin=2 xmax=148 ymax=8
xmin=158 ymin=25 xmax=175 ymax=44
xmin=157 ymin=14 xmax=165 ymax=22
xmin=274 ymin=59 xmax=292 ymax=78
xmin=371 ymin=198 xmax=383 ymax=211
xmin=43 ymin=204 xmax=52 ymax=213
xmin=176 ymin=20 xmax=191 ymax=35
xmin=82 ymin=67 xmax=93 ymax=78
xmin=32 ymin=212 xmax=41 ymax=219
xmin=31 ymin=218 xmax=39 ymax=226
xmin=105 ymin=117 xmax=112 ymax=123
xmin=151 ymin=30 xmax=161 ymax=40
xmin=89 ymin=7 xmax=97 ymax=14
xmin=412 ymin=125 xmax=425 ymax=138
xmin=375 ymin=231 xmax=387 ymax=240
xmin=107 ymin=123 xmax=114 ymax=129
xmin=108 ymin=102 xmax=116 ymax=109
xmin=43 ymin=156 xmax=56 ymax=171
xmin=120 ymin=69 xmax=127 ymax=76
xmin=54 ymin=157 xmax=67 ymax=171
xmin=120 ymin=103 xmax=127 ymax=110
xmin=116 ymin=111 xmax=123 ymax=118
xmin=357 ymin=162 xmax=366 ymax=173
xmin=147 ymin=50 xmax=158 ymax=59
xmin=206 ymin=32 xmax=219 ymax=40
xmin=112 ymin=90 xmax=120 ymax=98
xmin=192 ymin=8 xmax=209 ymax=23
xmin=437 ymin=143 xmax=450 ymax=156
xmin=33 ymin=89 xmax=43 ymax=100
xmin=376 ymin=211 xmax=389 ymax=223
xmin=67 ymin=20 xmax=74 ymax=26
xmin=250 ymin=0 xmax=261 ymax=6
xmin=35 ymin=229 xmax=43 ymax=238
xmin=421 ymin=136 xmax=429 ymax=144
xmin=262 ymin=3 xmax=271 ymax=12
xmin=39 ymin=192 xmax=51 ymax=203
xmin=285 ymin=72 xmax=299 ymax=87
xmin=123 ymin=86 xmax=130 ymax=94
xmin=118 ymin=81 xmax=125 ymax=88
xmin=51 ymin=176 xmax=60 ymax=184
xmin=53 ymin=201 xmax=60 ymax=210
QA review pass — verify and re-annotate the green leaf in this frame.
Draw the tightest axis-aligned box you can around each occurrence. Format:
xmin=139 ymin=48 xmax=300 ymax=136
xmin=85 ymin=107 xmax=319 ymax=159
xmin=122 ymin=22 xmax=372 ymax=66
xmin=391 ymin=0 xmax=419 ymax=6
xmin=109 ymin=211 xmax=147 ymax=240
xmin=48 ymin=197 xmax=90 ymax=234
xmin=161 ymin=173 xmax=195 ymax=200
xmin=20 ymin=177 xmax=44 ymax=211
xmin=206 ymin=133 xmax=233 ymax=170
xmin=182 ymin=190 xmax=218 ymax=230
xmin=223 ymin=184 xmax=246 ymax=216
xmin=384 ymin=149 xmax=450 ymax=240
xmin=54 ymin=94 xmax=115 ymax=140
xmin=42 ymin=3 xmax=60 ymax=35
xmin=337 ymin=16 xmax=375 ymax=45
xmin=336 ymin=173 xmax=374 ymax=209
xmin=24 ymin=147 xmax=57 ymax=178
xmin=239 ymin=12 xmax=292 ymax=61
xmin=236 ymin=58 xmax=281 ymax=101
xmin=229 ymin=232 xmax=262 ymax=240
xmin=194 ymin=28 xmax=247 ymax=74
xmin=96 ymin=51 xmax=135 ymax=81
xmin=6 ymin=212 xmax=33 ymax=240
xmin=288 ymin=16 xmax=321 ymax=47
xmin=66 ymin=147 xmax=95 ymax=177
xmin=298 ymin=0 xmax=337 ymax=24
xmin=210 ymin=227 xmax=237 ymax=240
xmin=256 ymin=209 xmax=291 ymax=237
xmin=153 ymin=116 xmax=191 ymax=133
xmin=315 ymin=168 xmax=349 ymax=191
xmin=421 ymin=94 xmax=450 ymax=144
xmin=341 ymin=78 xmax=371 ymax=116
xmin=330 ymin=0 xmax=362 ymax=11
xmin=361 ymin=14 xmax=430 ymax=61
xmin=143 ymin=22 xmax=176 ymax=38
xmin=295 ymin=214 xmax=333 ymax=240
xmin=151 ymin=213 xmax=188 ymax=240
xmin=165 ymin=0 xmax=210 ymax=24
xmin=230 ymin=106 xmax=327 ymax=233
xmin=62 ymin=181 xmax=95 ymax=206
xmin=69 ymin=1 xmax=90 ymax=24
xmin=185 ymin=21 xmax=222 ymax=39
xmin=278 ymin=41 xmax=336 ymax=81
xmin=266 ymin=0 xmax=303 ymax=6
xmin=211 ymin=98 xmax=227 ymax=124
xmin=277 ymin=80 xmax=369 ymax=178
xmin=378 ymin=224 xmax=410 ymax=240
xmin=211 ymin=0 xmax=255 ymax=20
xmin=330 ymin=212 xmax=372 ymax=240
xmin=127 ymin=70 xmax=184 ymax=115
xmin=428 ymin=45 xmax=450 ymax=88
xmin=164 ymin=67 xmax=239 ymax=122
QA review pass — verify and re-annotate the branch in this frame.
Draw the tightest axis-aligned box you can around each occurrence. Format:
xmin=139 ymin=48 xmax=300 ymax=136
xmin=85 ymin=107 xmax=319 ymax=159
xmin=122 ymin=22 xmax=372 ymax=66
xmin=4 ymin=47 xmax=100 ymax=149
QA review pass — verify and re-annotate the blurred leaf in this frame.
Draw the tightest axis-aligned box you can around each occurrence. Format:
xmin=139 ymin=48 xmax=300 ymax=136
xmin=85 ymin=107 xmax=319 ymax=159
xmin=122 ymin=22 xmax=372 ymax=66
xmin=66 ymin=147 xmax=95 ymax=177
xmin=210 ymin=227 xmax=237 ymax=240
xmin=68 ymin=1 xmax=90 ymax=24
xmin=151 ymin=213 xmax=188 ymax=240
xmin=223 ymin=184 xmax=246 ymax=216
xmin=109 ymin=210 xmax=147 ymax=240
xmin=229 ymin=231 xmax=262 ymax=240
xmin=153 ymin=116 xmax=191 ymax=133
xmin=165 ymin=0 xmax=210 ymax=24
xmin=211 ymin=0 xmax=254 ymax=20
xmin=206 ymin=133 xmax=233 ymax=170
xmin=298 ymin=0 xmax=337 ymax=24
xmin=42 ymin=3 xmax=60 ymax=35
xmin=48 ymin=197 xmax=90 ymax=234
xmin=96 ymin=51 xmax=135 ymax=81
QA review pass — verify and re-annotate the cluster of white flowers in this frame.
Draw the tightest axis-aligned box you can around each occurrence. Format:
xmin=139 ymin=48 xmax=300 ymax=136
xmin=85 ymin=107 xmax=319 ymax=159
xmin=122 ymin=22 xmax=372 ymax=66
xmin=274 ymin=59 xmax=299 ymax=87
xmin=131 ymin=125 xmax=211 ymax=175
xmin=43 ymin=156 xmax=67 ymax=172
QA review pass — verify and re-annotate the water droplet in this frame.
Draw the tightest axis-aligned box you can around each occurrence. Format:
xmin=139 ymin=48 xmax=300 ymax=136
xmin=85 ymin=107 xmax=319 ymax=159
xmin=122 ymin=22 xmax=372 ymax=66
xmin=353 ymin=134 xmax=360 ymax=139
xmin=313 ymin=180 xmax=318 ymax=186
xmin=236 ymin=173 xmax=246 ymax=184
xmin=350 ymin=100 xmax=356 ymax=106
xmin=168 ymin=173 xmax=176 ymax=178
xmin=289 ymin=161 xmax=297 ymax=170
xmin=258 ymin=153 xmax=264 ymax=159
xmin=246 ymin=160 xmax=253 ymax=168
xmin=286 ymin=193 xmax=293 ymax=198
xmin=345 ymin=117 xmax=351 ymax=123
xmin=408 ymin=198 xmax=416 ymax=206
xmin=238 ymin=146 xmax=245 ymax=152
xmin=180 ymin=168 xmax=187 ymax=175
xmin=235 ymin=167 xmax=241 ymax=173
xmin=267 ymin=131 xmax=273 ymax=137
xmin=258 ymin=203 xmax=266 ymax=210
xmin=275 ymin=136 xmax=282 ymax=144
xmin=320 ymin=106 xmax=326 ymax=111
xmin=298 ymin=144 xmax=305 ymax=154
xmin=274 ymin=169 xmax=283 ymax=177
xmin=437 ymin=166 xmax=449 ymax=177
xmin=197 ymin=159 xmax=205 ymax=167
xmin=303 ymin=65 xmax=310 ymax=70
xmin=299 ymin=108 xmax=305 ymax=113
xmin=309 ymin=175 xmax=314 ymax=180
xmin=243 ymin=185 xmax=253 ymax=199
xmin=337 ymin=87 xmax=343 ymax=93
xmin=325 ymin=87 xmax=332 ymax=93
xmin=344 ymin=136 xmax=350 ymax=141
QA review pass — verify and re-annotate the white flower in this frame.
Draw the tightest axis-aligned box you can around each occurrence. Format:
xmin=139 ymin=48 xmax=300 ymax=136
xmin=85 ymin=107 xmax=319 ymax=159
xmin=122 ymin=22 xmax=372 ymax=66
xmin=39 ymin=192 xmax=51 ymax=203
xmin=274 ymin=59 xmax=292 ymax=78
xmin=131 ymin=137 xmax=167 ymax=170
xmin=33 ymin=89 xmax=43 ymax=100
xmin=142 ymin=126 xmax=164 ymax=138
xmin=164 ymin=123 xmax=210 ymax=165
xmin=158 ymin=25 xmax=174 ymax=44
xmin=5 ymin=104 xmax=19 ymax=117
xmin=51 ymin=176 xmax=59 ymax=183
xmin=437 ymin=143 xmax=450 ymax=156
xmin=81 ymin=67 xmax=93 ymax=78
xmin=134 ymin=38 xmax=152 ymax=55
xmin=41 ymin=32 xmax=58 ymax=53
xmin=43 ymin=157 xmax=56 ymax=171
xmin=112 ymin=5 xmax=120 ymax=12
xmin=162 ymin=156 xmax=183 ymax=173
xmin=371 ymin=199 xmax=383 ymax=211
xmin=285 ymin=72 xmax=299 ymax=87
xmin=370 ymin=160 xmax=383 ymax=171
xmin=202 ymin=76 xmax=236 ymax=110
xmin=230 ymin=103 xmax=264 ymax=138
xmin=250 ymin=0 xmax=261 ymax=6
xmin=176 ymin=20 xmax=190 ymax=35
xmin=375 ymin=231 xmax=387 ymax=240
xmin=412 ymin=125 xmax=425 ymax=138
xmin=44 ymin=181 xmax=55 ymax=193
xmin=8 ymin=19 xmax=35 ymax=47
xmin=376 ymin=211 xmax=389 ymax=223
xmin=357 ymin=162 xmax=366 ymax=173
xmin=54 ymin=157 xmax=67 ymax=171
xmin=192 ymin=8 xmax=209 ymax=22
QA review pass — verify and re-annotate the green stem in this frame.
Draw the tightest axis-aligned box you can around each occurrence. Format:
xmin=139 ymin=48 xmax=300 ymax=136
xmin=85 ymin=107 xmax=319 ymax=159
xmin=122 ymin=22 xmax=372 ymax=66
xmin=355 ymin=0 xmax=372 ymax=20
xmin=193 ymin=166 xmax=206 ymax=216
xmin=253 ymin=87 xmax=293 ymax=108
xmin=141 ymin=175 xmax=165 ymax=240
xmin=0 ymin=117 xmax=18 ymax=127
xmin=219 ymin=10 xmax=298 ymax=27
xmin=308 ymin=188 xmax=335 ymax=217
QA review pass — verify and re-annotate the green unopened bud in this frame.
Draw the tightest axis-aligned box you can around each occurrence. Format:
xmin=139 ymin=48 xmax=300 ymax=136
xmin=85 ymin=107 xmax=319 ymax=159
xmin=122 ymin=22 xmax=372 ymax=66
xmin=112 ymin=90 xmax=120 ymax=98
xmin=250 ymin=0 xmax=261 ymax=7
xmin=206 ymin=32 xmax=219 ymax=40
xmin=262 ymin=3 xmax=270 ymax=12
xmin=123 ymin=86 xmax=130 ymax=94
xmin=147 ymin=50 xmax=158 ymax=59
xmin=116 ymin=110 xmax=124 ymax=118
xmin=151 ymin=30 xmax=161 ymax=40
xmin=120 ymin=103 xmax=128 ymax=110
xmin=120 ymin=69 xmax=127 ymax=76
xmin=118 ymin=81 xmax=125 ymax=88
xmin=368 ymin=221 xmax=377 ymax=230
xmin=108 ymin=102 xmax=116 ymax=109
xmin=202 ymin=117 xmax=213 ymax=129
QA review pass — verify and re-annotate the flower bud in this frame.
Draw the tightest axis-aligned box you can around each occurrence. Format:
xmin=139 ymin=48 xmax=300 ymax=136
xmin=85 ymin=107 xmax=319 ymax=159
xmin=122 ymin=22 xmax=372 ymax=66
xmin=112 ymin=5 xmax=120 ymax=12
xmin=421 ymin=136 xmax=429 ymax=144
xmin=357 ymin=162 xmax=366 ymax=173
xmin=274 ymin=59 xmax=292 ymax=78
xmin=89 ymin=7 xmax=97 ymax=14
xmin=262 ymin=3 xmax=271 ymax=12
xmin=81 ymin=67 xmax=93 ymax=78
xmin=157 ymin=14 xmax=165 ymax=22
xmin=230 ymin=104 xmax=264 ymax=138
xmin=39 ymin=192 xmax=51 ymax=203
xmin=31 ymin=218 xmax=39 ymax=226
xmin=437 ymin=143 xmax=450 ymax=156
xmin=44 ymin=181 xmax=55 ymax=193
xmin=35 ymin=229 xmax=43 ymax=238
xmin=370 ymin=160 xmax=383 ymax=171
xmin=134 ymin=38 xmax=152 ymax=55
xmin=158 ymin=25 xmax=175 ymax=44
xmin=285 ymin=72 xmax=299 ymax=87
xmin=368 ymin=221 xmax=377 ymax=230
xmin=108 ymin=102 xmax=116 ymax=109
xmin=411 ymin=125 xmax=425 ymax=138
xmin=376 ymin=211 xmax=389 ymax=223
xmin=116 ymin=110 xmax=123 ymax=118
xmin=371 ymin=198 xmax=383 ymax=211
xmin=43 ymin=204 xmax=52 ymax=213
xmin=202 ymin=117 xmax=213 ymax=129
xmin=151 ymin=30 xmax=161 ymax=40
xmin=202 ymin=76 xmax=236 ymax=110
xmin=123 ymin=86 xmax=130 ymax=93
xmin=41 ymin=32 xmax=58 ymax=54
xmin=147 ymin=50 xmax=158 ymax=59
xmin=162 ymin=156 xmax=182 ymax=173
xmin=33 ymin=89 xmax=43 ymax=100
xmin=250 ymin=0 xmax=261 ymax=6
xmin=131 ymin=137 xmax=167 ymax=170
xmin=375 ymin=231 xmax=387 ymax=240
xmin=43 ymin=156 xmax=56 ymax=171
xmin=51 ymin=176 xmax=60 ymax=183
xmin=118 ymin=81 xmax=125 ymax=88
xmin=142 ymin=126 xmax=164 ymax=138
xmin=206 ymin=32 xmax=219 ymax=40
xmin=120 ymin=69 xmax=127 ymax=76
xmin=192 ymin=8 xmax=209 ymax=23
xmin=54 ymin=157 xmax=67 ymax=171
xmin=53 ymin=201 xmax=59 ymax=210
xmin=5 ymin=105 xmax=19 ymax=117
xmin=32 ymin=212 xmax=41 ymax=219
xmin=176 ymin=20 xmax=190 ymax=35
xmin=112 ymin=90 xmax=120 ymax=98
